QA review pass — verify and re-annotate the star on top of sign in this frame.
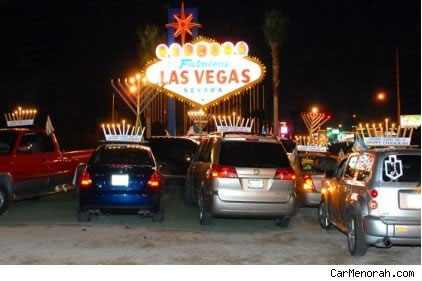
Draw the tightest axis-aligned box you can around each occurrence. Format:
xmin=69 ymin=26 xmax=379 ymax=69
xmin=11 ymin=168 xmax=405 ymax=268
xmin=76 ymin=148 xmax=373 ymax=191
xmin=165 ymin=2 xmax=201 ymax=45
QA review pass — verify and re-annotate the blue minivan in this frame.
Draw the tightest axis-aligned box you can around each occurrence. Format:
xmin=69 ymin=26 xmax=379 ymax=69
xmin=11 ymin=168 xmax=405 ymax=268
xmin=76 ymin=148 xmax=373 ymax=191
xmin=74 ymin=143 xmax=163 ymax=222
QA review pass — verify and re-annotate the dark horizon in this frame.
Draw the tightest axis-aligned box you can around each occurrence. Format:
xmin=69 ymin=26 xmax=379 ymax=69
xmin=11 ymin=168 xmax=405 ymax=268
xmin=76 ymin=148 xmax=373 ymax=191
xmin=0 ymin=0 xmax=420 ymax=148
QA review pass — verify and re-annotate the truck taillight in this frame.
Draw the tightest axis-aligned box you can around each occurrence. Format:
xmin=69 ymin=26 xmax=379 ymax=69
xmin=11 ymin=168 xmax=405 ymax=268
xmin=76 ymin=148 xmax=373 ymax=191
xmin=148 ymin=172 xmax=161 ymax=190
xmin=368 ymin=188 xmax=378 ymax=198
xmin=303 ymin=175 xmax=315 ymax=190
xmin=209 ymin=164 xmax=238 ymax=178
xmin=274 ymin=168 xmax=295 ymax=180
xmin=79 ymin=170 xmax=92 ymax=188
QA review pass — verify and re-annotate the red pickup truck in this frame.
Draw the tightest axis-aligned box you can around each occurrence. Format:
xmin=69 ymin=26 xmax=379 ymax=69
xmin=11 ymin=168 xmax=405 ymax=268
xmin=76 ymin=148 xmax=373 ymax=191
xmin=0 ymin=128 xmax=94 ymax=215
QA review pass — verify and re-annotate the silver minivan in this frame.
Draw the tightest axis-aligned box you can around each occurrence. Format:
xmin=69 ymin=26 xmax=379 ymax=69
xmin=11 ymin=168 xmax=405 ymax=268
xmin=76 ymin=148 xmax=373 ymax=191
xmin=319 ymin=148 xmax=421 ymax=256
xmin=185 ymin=133 xmax=296 ymax=226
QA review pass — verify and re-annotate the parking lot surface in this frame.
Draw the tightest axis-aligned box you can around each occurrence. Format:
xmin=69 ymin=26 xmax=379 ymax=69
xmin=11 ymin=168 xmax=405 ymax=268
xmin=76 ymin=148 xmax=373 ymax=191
xmin=0 ymin=186 xmax=420 ymax=264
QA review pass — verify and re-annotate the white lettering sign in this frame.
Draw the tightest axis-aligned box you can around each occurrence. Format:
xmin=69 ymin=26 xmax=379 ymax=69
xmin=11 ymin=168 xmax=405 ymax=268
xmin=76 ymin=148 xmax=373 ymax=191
xmin=6 ymin=120 xmax=34 ymax=127
xmin=297 ymin=145 xmax=327 ymax=152
xmin=364 ymin=137 xmax=411 ymax=146
xmin=145 ymin=40 xmax=264 ymax=107
xmin=105 ymin=135 xmax=142 ymax=143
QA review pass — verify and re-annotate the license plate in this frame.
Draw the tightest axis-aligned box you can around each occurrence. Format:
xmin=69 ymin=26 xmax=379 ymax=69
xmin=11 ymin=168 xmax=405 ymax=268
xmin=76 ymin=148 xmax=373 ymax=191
xmin=395 ymin=226 xmax=408 ymax=233
xmin=248 ymin=179 xmax=264 ymax=189
xmin=399 ymin=191 xmax=421 ymax=209
xmin=111 ymin=174 xmax=129 ymax=186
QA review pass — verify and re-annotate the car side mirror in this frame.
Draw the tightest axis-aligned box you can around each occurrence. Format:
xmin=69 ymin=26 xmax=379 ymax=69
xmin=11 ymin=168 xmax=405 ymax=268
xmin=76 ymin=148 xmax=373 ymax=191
xmin=325 ymin=170 xmax=335 ymax=178
xmin=19 ymin=144 xmax=32 ymax=154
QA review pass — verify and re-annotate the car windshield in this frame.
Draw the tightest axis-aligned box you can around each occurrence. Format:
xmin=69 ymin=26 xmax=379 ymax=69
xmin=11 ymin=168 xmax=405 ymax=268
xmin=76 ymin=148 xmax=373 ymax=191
xmin=0 ymin=131 xmax=18 ymax=155
xmin=91 ymin=145 xmax=155 ymax=166
xmin=382 ymin=154 xmax=421 ymax=183
xmin=219 ymin=141 xmax=291 ymax=168
xmin=299 ymin=155 xmax=337 ymax=174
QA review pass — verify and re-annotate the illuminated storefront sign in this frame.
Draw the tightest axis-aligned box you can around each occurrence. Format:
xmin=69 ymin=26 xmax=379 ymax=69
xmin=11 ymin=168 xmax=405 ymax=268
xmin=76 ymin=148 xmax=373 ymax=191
xmin=144 ymin=37 xmax=265 ymax=107
xmin=400 ymin=115 xmax=421 ymax=128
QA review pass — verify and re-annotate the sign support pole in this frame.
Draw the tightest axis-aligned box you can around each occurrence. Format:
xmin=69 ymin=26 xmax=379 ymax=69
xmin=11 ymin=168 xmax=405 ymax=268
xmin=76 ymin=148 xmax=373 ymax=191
xmin=167 ymin=7 xmax=199 ymax=136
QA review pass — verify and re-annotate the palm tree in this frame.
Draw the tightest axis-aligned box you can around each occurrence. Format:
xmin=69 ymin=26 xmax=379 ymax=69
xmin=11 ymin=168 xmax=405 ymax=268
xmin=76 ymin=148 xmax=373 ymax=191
xmin=137 ymin=24 xmax=165 ymax=137
xmin=137 ymin=24 xmax=165 ymax=67
xmin=263 ymin=10 xmax=288 ymax=131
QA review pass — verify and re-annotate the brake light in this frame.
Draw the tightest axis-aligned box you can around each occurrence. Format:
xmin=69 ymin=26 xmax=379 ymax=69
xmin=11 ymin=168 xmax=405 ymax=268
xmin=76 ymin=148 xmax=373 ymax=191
xmin=368 ymin=188 xmax=378 ymax=198
xmin=148 ymin=172 xmax=161 ymax=190
xmin=209 ymin=164 xmax=238 ymax=178
xmin=274 ymin=168 xmax=295 ymax=180
xmin=79 ymin=170 xmax=92 ymax=188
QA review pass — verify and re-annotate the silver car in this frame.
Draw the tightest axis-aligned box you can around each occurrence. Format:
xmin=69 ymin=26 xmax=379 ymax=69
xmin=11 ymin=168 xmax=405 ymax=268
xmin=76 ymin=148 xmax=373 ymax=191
xmin=292 ymin=153 xmax=337 ymax=207
xmin=318 ymin=148 xmax=421 ymax=256
xmin=185 ymin=133 xmax=296 ymax=227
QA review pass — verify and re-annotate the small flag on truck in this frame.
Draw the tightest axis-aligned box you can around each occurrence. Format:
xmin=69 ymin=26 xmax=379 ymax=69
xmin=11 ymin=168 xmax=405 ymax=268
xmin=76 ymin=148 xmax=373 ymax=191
xmin=46 ymin=115 xmax=55 ymax=136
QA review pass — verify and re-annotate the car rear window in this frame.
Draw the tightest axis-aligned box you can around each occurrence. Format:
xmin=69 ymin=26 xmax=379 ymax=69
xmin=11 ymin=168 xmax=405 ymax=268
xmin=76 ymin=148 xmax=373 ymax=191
xmin=382 ymin=154 xmax=421 ymax=182
xmin=91 ymin=146 xmax=155 ymax=166
xmin=280 ymin=139 xmax=296 ymax=153
xmin=0 ymin=131 xmax=18 ymax=154
xmin=299 ymin=155 xmax=337 ymax=174
xmin=219 ymin=141 xmax=291 ymax=168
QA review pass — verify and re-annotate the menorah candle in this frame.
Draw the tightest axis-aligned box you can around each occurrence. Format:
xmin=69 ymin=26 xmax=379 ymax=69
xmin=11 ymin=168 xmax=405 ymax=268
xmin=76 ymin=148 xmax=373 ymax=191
xmin=117 ymin=124 xmax=122 ymax=135
xmin=385 ymin=119 xmax=389 ymax=135
xmin=101 ymin=124 xmax=107 ymax=137
xmin=236 ymin=116 xmax=241 ymax=126
xmin=228 ymin=115 xmax=232 ymax=126
xmin=240 ymin=118 xmax=245 ymax=127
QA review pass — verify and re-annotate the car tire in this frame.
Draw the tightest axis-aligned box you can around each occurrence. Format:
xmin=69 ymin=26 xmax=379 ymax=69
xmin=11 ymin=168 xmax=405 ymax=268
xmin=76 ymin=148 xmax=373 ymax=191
xmin=0 ymin=186 xmax=9 ymax=216
xmin=347 ymin=213 xmax=368 ymax=256
xmin=274 ymin=216 xmax=290 ymax=227
xmin=199 ymin=192 xmax=213 ymax=225
xmin=318 ymin=200 xmax=332 ymax=230
xmin=184 ymin=185 xmax=195 ymax=207
xmin=77 ymin=211 xmax=91 ymax=222
xmin=152 ymin=196 xmax=164 ymax=223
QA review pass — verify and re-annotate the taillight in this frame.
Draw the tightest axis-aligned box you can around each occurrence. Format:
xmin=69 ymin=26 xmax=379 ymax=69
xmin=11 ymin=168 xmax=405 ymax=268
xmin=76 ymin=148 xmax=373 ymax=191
xmin=303 ymin=175 xmax=315 ymax=191
xmin=209 ymin=164 xmax=238 ymax=178
xmin=368 ymin=188 xmax=378 ymax=198
xmin=79 ymin=170 xmax=92 ymax=188
xmin=274 ymin=168 xmax=295 ymax=180
xmin=368 ymin=200 xmax=378 ymax=209
xmin=148 ymin=172 xmax=161 ymax=190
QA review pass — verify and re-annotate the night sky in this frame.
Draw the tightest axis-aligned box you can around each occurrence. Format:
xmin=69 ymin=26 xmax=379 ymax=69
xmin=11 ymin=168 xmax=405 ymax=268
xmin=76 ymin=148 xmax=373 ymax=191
xmin=0 ymin=0 xmax=420 ymax=148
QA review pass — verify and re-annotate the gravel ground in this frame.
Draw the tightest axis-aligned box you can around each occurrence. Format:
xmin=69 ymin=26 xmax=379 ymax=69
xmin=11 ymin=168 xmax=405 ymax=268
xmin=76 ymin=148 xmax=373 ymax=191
xmin=0 ymin=187 xmax=420 ymax=264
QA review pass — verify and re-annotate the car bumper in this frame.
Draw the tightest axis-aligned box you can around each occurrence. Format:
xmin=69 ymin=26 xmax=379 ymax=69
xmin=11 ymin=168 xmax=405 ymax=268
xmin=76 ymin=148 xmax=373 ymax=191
xmin=210 ymin=194 xmax=296 ymax=218
xmin=298 ymin=191 xmax=321 ymax=206
xmin=363 ymin=215 xmax=421 ymax=246
xmin=79 ymin=191 xmax=159 ymax=210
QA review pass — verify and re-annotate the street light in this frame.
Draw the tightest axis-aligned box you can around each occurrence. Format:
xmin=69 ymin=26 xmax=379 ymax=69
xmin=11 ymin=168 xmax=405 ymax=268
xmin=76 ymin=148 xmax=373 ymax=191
xmin=376 ymin=92 xmax=386 ymax=102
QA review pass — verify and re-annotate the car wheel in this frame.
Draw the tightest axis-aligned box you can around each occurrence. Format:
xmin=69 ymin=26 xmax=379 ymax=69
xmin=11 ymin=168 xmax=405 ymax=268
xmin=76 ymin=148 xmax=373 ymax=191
xmin=318 ymin=200 xmax=332 ymax=230
xmin=347 ymin=213 xmax=368 ymax=256
xmin=77 ymin=211 xmax=91 ymax=222
xmin=0 ymin=186 xmax=9 ymax=216
xmin=199 ymin=192 xmax=213 ymax=225
xmin=274 ymin=216 xmax=290 ymax=227
xmin=184 ymin=184 xmax=195 ymax=207
xmin=152 ymin=196 xmax=164 ymax=223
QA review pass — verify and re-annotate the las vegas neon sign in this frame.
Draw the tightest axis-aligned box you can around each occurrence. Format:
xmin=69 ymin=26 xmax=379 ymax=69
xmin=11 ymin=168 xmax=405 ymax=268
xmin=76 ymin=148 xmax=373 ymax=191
xmin=144 ymin=37 xmax=265 ymax=107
